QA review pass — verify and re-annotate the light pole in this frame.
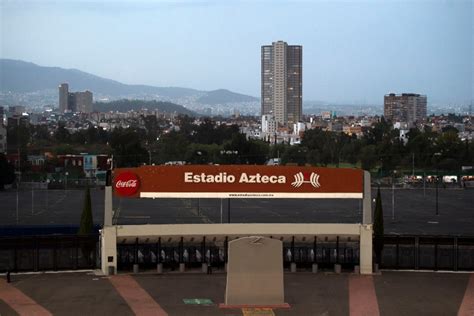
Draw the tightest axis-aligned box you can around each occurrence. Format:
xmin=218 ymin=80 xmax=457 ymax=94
xmin=220 ymin=199 xmax=223 ymax=223
xmin=391 ymin=172 xmax=396 ymax=221
xmin=65 ymin=172 xmax=69 ymax=194
xmin=423 ymin=171 xmax=426 ymax=198
xmin=16 ymin=174 xmax=19 ymax=225
xmin=16 ymin=148 xmax=21 ymax=225
xmin=46 ymin=179 xmax=50 ymax=212
xmin=31 ymin=184 xmax=34 ymax=216
xmin=434 ymin=152 xmax=441 ymax=216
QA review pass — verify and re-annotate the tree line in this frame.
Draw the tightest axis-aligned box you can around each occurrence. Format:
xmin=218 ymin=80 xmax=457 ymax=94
xmin=5 ymin=115 xmax=474 ymax=175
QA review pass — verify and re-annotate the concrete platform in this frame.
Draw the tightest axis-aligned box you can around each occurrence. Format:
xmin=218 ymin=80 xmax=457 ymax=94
xmin=0 ymin=271 xmax=472 ymax=315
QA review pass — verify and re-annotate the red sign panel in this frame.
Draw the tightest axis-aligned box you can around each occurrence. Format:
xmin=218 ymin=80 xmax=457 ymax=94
xmin=114 ymin=171 xmax=140 ymax=197
xmin=113 ymin=165 xmax=364 ymax=199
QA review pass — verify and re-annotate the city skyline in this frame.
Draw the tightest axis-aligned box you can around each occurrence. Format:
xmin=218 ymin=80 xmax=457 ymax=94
xmin=1 ymin=0 xmax=472 ymax=105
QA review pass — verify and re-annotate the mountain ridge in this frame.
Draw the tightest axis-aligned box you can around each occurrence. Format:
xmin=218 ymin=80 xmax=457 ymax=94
xmin=0 ymin=59 xmax=258 ymax=102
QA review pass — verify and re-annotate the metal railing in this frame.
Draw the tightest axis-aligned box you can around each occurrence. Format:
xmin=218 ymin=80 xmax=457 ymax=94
xmin=380 ymin=235 xmax=474 ymax=271
xmin=1 ymin=234 xmax=473 ymax=273
xmin=115 ymin=235 xmax=474 ymax=272
xmin=0 ymin=235 xmax=99 ymax=273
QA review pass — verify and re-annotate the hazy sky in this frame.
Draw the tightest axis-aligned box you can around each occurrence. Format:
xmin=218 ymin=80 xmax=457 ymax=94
xmin=1 ymin=0 xmax=473 ymax=104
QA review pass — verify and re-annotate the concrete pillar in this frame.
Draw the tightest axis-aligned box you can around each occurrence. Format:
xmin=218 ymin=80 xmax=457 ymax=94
xmin=100 ymin=226 xmax=117 ymax=275
xmin=202 ymin=263 xmax=208 ymax=273
xmin=290 ymin=262 xmax=297 ymax=273
xmin=362 ymin=171 xmax=372 ymax=225
xmin=334 ymin=264 xmax=341 ymax=274
xmin=104 ymin=186 xmax=113 ymax=226
xmin=156 ymin=263 xmax=163 ymax=274
xmin=179 ymin=263 xmax=185 ymax=272
xmin=133 ymin=264 xmax=139 ymax=274
xmin=312 ymin=263 xmax=318 ymax=273
xmin=360 ymin=224 xmax=373 ymax=274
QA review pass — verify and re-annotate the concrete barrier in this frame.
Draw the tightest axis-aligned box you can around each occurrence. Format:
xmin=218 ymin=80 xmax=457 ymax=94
xmin=290 ymin=262 xmax=297 ymax=273
xmin=354 ymin=265 xmax=360 ymax=274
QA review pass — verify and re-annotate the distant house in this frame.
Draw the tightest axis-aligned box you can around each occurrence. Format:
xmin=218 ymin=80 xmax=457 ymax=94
xmin=27 ymin=155 xmax=46 ymax=172
xmin=6 ymin=153 xmax=20 ymax=168
xmin=57 ymin=154 xmax=83 ymax=169
xmin=83 ymin=154 xmax=110 ymax=178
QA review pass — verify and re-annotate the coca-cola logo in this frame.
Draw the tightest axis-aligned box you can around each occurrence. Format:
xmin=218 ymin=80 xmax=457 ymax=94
xmin=116 ymin=179 xmax=138 ymax=188
xmin=114 ymin=172 xmax=140 ymax=196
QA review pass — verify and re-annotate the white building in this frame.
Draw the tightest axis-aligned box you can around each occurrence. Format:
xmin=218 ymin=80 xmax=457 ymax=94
xmin=293 ymin=122 xmax=306 ymax=135
xmin=262 ymin=115 xmax=277 ymax=134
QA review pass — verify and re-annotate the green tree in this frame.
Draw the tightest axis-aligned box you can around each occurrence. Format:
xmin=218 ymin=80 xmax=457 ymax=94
xmin=373 ymin=187 xmax=384 ymax=265
xmin=156 ymin=131 xmax=189 ymax=163
xmin=54 ymin=122 xmax=70 ymax=143
xmin=142 ymin=115 xmax=161 ymax=144
xmin=281 ymin=145 xmax=307 ymax=166
xmin=359 ymin=145 xmax=377 ymax=171
xmin=78 ymin=186 xmax=93 ymax=235
xmin=462 ymin=139 xmax=472 ymax=166
xmin=110 ymin=127 xmax=148 ymax=167
xmin=184 ymin=143 xmax=221 ymax=164
xmin=0 ymin=154 xmax=16 ymax=191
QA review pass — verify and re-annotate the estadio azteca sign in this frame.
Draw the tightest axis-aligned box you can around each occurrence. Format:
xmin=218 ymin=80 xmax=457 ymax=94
xmin=113 ymin=165 xmax=363 ymax=199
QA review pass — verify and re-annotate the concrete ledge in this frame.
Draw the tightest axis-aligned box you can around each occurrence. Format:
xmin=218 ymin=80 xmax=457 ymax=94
xmin=116 ymin=223 xmax=362 ymax=241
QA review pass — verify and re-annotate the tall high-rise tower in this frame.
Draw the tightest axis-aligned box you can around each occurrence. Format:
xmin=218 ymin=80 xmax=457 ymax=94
xmin=59 ymin=83 xmax=69 ymax=113
xmin=384 ymin=93 xmax=427 ymax=124
xmin=58 ymin=83 xmax=93 ymax=113
xmin=261 ymin=41 xmax=302 ymax=126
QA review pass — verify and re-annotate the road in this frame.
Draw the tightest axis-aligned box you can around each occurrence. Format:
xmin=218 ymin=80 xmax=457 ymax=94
xmin=0 ymin=187 xmax=473 ymax=235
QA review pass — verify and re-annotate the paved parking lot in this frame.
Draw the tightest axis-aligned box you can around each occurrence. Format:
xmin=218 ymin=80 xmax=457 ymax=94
xmin=0 ymin=188 xmax=473 ymax=235
xmin=0 ymin=271 xmax=473 ymax=315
